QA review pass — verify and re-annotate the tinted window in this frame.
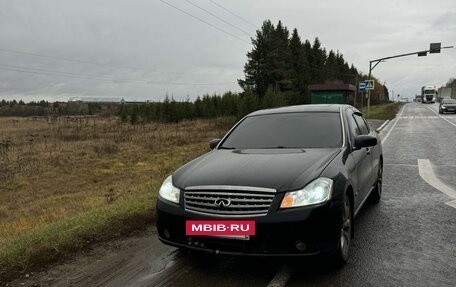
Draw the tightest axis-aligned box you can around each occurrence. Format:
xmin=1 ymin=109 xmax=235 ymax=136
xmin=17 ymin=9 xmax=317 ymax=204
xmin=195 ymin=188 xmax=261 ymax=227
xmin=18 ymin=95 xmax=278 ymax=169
xmin=347 ymin=113 xmax=361 ymax=136
xmin=353 ymin=114 xmax=369 ymax=135
xmin=220 ymin=112 xmax=342 ymax=149
xmin=443 ymin=99 xmax=456 ymax=104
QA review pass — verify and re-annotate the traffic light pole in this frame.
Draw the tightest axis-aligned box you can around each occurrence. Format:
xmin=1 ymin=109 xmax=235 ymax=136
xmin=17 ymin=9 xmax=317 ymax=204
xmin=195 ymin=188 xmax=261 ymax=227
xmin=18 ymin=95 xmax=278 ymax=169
xmin=366 ymin=44 xmax=453 ymax=117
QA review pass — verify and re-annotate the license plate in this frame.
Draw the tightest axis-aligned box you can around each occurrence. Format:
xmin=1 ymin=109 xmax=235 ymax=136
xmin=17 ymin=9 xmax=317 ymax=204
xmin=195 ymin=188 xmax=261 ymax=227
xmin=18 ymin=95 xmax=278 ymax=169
xmin=185 ymin=220 xmax=255 ymax=237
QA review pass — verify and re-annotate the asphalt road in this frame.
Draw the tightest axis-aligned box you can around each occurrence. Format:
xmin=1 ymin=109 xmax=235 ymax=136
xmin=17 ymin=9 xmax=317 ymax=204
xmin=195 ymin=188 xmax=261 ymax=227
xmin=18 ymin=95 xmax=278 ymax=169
xmin=18 ymin=103 xmax=456 ymax=287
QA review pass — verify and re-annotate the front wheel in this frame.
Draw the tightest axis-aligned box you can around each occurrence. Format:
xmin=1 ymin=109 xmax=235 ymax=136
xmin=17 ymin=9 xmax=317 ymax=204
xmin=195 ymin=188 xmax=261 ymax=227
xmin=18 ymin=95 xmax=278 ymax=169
xmin=331 ymin=194 xmax=352 ymax=266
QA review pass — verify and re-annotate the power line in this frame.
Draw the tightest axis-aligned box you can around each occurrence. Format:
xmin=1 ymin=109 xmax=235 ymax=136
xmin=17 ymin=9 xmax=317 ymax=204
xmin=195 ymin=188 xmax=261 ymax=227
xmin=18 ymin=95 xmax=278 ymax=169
xmin=159 ymin=0 xmax=250 ymax=44
xmin=0 ymin=66 xmax=126 ymax=83
xmin=0 ymin=47 xmax=238 ymax=78
xmin=0 ymin=64 xmax=235 ymax=86
xmin=184 ymin=0 xmax=252 ymax=37
xmin=208 ymin=0 xmax=258 ymax=30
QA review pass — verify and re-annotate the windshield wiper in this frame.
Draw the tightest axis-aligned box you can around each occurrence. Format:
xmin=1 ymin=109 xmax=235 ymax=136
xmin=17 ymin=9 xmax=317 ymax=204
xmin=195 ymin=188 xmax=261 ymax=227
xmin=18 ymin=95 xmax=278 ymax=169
xmin=219 ymin=146 xmax=237 ymax=150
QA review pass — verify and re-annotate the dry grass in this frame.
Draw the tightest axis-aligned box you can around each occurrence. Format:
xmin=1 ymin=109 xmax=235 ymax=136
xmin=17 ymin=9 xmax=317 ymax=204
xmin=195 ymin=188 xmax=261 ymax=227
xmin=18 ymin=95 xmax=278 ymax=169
xmin=361 ymin=102 xmax=404 ymax=120
xmin=0 ymin=115 xmax=235 ymax=281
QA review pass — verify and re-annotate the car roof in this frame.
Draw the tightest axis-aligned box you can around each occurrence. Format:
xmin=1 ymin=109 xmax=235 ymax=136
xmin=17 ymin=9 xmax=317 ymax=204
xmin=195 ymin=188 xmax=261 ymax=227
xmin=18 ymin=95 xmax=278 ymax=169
xmin=247 ymin=104 xmax=357 ymax=117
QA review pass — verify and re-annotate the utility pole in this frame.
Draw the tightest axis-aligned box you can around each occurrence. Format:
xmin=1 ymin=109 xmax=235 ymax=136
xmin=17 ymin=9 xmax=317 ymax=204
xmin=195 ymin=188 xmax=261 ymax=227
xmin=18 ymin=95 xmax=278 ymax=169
xmin=354 ymin=74 xmax=358 ymax=107
xmin=366 ymin=43 xmax=453 ymax=117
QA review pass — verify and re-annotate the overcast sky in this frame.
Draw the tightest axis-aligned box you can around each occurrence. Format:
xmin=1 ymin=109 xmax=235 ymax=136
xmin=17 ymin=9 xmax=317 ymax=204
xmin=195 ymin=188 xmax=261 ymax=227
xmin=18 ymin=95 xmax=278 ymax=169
xmin=0 ymin=0 xmax=455 ymax=102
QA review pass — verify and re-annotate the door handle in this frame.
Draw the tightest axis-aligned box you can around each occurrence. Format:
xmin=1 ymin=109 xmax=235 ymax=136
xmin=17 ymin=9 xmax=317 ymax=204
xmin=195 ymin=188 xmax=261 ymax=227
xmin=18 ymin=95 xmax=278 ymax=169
xmin=366 ymin=147 xmax=371 ymax=155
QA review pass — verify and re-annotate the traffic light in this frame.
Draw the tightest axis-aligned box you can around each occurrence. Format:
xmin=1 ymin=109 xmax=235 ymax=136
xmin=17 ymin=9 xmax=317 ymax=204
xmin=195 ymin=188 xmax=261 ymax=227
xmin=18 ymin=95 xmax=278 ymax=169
xmin=430 ymin=43 xmax=441 ymax=54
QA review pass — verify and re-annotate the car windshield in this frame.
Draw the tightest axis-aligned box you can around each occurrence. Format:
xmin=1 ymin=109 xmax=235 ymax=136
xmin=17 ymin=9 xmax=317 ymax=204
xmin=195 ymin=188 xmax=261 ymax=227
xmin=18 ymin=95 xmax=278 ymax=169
xmin=443 ymin=99 xmax=456 ymax=104
xmin=424 ymin=90 xmax=435 ymax=94
xmin=220 ymin=112 xmax=342 ymax=149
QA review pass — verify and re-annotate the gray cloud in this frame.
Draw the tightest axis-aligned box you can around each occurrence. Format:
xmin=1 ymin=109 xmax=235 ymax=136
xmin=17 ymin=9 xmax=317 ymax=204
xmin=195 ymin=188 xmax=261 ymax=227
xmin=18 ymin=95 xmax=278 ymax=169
xmin=0 ymin=0 xmax=455 ymax=102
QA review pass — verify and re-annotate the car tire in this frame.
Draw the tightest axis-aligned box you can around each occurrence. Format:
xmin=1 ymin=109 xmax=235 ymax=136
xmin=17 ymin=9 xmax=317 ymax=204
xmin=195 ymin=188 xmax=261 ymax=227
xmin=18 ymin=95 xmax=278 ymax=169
xmin=331 ymin=194 xmax=352 ymax=266
xmin=370 ymin=160 xmax=383 ymax=204
xmin=439 ymin=109 xmax=443 ymax=114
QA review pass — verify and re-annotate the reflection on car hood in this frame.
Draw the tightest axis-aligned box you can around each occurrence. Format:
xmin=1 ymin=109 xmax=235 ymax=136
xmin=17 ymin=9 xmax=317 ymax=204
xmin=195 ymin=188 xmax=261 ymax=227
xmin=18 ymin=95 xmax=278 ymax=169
xmin=172 ymin=148 xmax=341 ymax=192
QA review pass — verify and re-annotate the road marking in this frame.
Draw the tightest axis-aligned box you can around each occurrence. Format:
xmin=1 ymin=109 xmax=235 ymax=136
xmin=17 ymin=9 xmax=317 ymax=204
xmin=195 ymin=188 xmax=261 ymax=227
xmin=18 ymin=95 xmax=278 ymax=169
xmin=267 ymin=265 xmax=294 ymax=287
xmin=417 ymin=159 xmax=456 ymax=209
xmin=446 ymin=200 xmax=456 ymax=209
xmin=384 ymin=163 xmax=418 ymax=167
xmin=425 ymin=106 xmax=456 ymax=128
xmin=381 ymin=104 xmax=405 ymax=144
xmin=375 ymin=119 xmax=390 ymax=132
xmin=399 ymin=115 xmax=439 ymax=119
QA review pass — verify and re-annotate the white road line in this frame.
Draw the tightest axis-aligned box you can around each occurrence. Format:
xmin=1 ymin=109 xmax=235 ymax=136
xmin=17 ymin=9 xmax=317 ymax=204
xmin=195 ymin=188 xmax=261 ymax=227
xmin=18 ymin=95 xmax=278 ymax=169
xmin=425 ymin=105 xmax=456 ymax=128
xmin=446 ymin=200 xmax=456 ymax=209
xmin=381 ymin=104 xmax=406 ymax=144
xmin=267 ymin=265 xmax=294 ymax=287
xmin=375 ymin=119 xmax=390 ymax=132
xmin=417 ymin=159 xmax=456 ymax=209
xmin=384 ymin=163 xmax=418 ymax=167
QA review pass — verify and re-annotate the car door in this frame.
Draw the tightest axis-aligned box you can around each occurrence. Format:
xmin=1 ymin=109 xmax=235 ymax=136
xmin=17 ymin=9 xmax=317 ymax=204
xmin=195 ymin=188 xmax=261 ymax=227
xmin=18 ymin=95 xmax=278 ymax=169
xmin=347 ymin=111 xmax=374 ymax=206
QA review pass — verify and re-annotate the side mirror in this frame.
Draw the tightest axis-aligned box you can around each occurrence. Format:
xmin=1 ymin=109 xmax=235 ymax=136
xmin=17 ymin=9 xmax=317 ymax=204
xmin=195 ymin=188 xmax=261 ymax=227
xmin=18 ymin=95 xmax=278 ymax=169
xmin=354 ymin=135 xmax=377 ymax=150
xmin=209 ymin=138 xmax=221 ymax=150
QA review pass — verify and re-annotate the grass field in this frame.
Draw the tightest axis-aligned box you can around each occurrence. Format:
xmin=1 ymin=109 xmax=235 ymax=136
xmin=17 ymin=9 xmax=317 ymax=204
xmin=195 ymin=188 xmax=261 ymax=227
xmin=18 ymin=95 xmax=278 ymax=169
xmin=361 ymin=102 xmax=404 ymax=120
xmin=0 ymin=115 xmax=235 ymax=282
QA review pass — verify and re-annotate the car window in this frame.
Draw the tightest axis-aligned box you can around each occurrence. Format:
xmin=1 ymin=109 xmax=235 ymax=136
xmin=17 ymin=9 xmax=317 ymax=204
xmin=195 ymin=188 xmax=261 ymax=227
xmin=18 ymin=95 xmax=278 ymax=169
xmin=220 ymin=112 xmax=342 ymax=149
xmin=347 ymin=113 xmax=361 ymax=136
xmin=443 ymin=99 xmax=456 ymax=104
xmin=353 ymin=114 xmax=369 ymax=135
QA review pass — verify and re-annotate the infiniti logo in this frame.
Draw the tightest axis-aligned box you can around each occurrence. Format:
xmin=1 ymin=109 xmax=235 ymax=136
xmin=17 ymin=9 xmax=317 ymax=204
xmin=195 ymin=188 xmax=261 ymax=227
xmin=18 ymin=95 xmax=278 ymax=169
xmin=214 ymin=198 xmax=231 ymax=208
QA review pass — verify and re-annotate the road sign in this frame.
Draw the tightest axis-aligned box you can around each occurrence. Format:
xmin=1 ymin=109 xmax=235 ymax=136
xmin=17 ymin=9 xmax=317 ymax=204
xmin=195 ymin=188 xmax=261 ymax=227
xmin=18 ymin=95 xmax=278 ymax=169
xmin=365 ymin=80 xmax=375 ymax=90
xmin=430 ymin=42 xmax=441 ymax=54
xmin=358 ymin=81 xmax=366 ymax=92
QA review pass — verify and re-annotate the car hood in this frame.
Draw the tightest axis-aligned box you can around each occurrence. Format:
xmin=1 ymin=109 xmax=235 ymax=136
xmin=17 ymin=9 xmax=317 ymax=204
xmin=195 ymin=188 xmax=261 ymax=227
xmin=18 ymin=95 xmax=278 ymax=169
xmin=173 ymin=148 xmax=341 ymax=193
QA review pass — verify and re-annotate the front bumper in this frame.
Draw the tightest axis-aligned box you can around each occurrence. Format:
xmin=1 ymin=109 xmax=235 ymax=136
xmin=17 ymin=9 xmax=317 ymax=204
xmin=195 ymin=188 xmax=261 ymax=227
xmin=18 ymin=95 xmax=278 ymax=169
xmin=156 ymin=198 xmax=344 ymax=256
xmin=441 ymin=106 xmax=456 ymax=112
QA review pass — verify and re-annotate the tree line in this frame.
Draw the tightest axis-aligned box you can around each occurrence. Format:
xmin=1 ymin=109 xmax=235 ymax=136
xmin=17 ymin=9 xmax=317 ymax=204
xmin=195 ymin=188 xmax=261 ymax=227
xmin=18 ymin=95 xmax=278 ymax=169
xmin=239 ymin=20 xmax=388 ymax=105
xmin=0 ymin=100 xmax=115 ymax=117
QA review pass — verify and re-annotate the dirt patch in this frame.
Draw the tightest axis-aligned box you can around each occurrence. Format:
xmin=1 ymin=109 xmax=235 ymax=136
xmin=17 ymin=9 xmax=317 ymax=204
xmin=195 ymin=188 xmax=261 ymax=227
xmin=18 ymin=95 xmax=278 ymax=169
xmin=6 ymin=228 xmax=175 ymax=287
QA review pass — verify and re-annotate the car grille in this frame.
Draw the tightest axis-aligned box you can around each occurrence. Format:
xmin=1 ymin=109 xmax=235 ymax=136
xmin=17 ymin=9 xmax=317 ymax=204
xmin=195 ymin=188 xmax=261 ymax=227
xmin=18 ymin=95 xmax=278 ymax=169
xmin=184 ymin=190 xmax=275 ymax=217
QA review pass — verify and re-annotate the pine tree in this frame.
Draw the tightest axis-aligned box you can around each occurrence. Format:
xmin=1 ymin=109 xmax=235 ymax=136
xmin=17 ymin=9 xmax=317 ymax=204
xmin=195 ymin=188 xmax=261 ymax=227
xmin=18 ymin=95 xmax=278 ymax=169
xmin=288 ymin=29 xmax=307 ymax=104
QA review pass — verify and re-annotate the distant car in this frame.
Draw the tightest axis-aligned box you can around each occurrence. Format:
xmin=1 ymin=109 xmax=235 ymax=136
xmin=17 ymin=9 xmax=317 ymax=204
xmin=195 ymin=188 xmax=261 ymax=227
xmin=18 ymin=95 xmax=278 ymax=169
xmin=439 ymin=99 xmax=456 ymax=114
xmin=156 ymin=104 xmax=383 ymax=265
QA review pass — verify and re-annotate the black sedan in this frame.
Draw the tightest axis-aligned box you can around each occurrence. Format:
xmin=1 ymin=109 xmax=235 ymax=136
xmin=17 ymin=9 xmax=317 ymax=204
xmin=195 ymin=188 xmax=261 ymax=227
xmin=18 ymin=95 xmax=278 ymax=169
xmin=439 ymin=99 xmax=456 ymax=114
xmin=156 ymin=104 xmax=383 ymax=265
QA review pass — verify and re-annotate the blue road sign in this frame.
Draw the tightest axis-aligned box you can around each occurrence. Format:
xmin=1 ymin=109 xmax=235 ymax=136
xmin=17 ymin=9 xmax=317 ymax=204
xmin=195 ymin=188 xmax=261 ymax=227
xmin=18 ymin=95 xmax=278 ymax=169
xmin=365 ymin=80 xmax=375 ymax=90
xmin=358 ymin=81 xmax=366 ymax=92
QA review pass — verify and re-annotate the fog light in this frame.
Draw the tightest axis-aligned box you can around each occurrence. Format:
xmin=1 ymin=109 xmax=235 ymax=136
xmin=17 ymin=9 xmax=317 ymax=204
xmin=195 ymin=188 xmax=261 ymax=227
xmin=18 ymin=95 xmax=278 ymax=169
xmin=163 ymin=228 xmax=171 ymax=239
xmin=295 ymin=241 xmax=307 ymax=252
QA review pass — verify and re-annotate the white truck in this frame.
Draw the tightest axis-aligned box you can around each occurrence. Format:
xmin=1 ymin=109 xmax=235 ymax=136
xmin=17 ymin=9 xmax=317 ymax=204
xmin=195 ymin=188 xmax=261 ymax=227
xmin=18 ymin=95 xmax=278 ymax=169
xmin=437 ymin=87 xmax=452 ymax=102
xmin=421 ymin=86 xmax=437 ymax=103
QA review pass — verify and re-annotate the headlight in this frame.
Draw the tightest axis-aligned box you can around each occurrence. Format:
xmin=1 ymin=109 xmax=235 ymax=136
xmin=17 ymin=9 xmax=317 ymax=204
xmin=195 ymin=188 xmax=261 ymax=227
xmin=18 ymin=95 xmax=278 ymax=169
xmin=442 ymin=105 xmax=446 ymax=108
xmin=280 ymin=178 xmax=333 ymax=208
xmin=158 ymin=175 xmax=180 ymax=204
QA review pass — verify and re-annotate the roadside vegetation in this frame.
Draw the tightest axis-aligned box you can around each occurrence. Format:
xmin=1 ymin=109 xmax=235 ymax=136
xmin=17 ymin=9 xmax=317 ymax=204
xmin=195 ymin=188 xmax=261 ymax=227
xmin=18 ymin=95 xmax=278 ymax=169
xmin=0 ymin=116 xmax=235 ymax=282
xmin=362 ymin=102 xmax=404 ymax=120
